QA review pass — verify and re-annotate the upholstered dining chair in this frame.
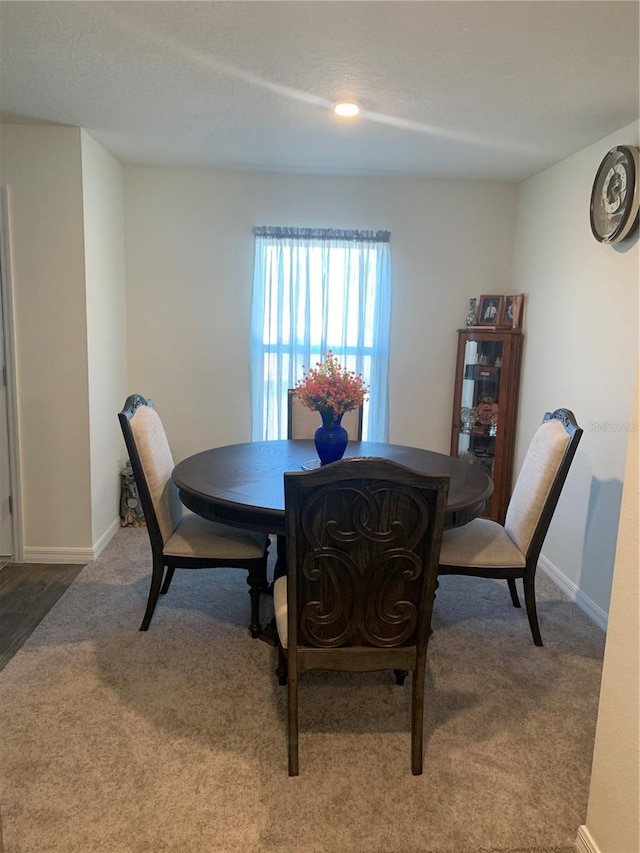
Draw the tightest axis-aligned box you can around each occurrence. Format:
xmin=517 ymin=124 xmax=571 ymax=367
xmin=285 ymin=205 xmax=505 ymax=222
xmin=439 ymin=408 xmax=583 ymax=646
xmin=287 ymin=388 xmax=363 ymax=440
xmin=273 ymin=457 xmax=449 ymax=776
xmin=118 ymin=394 xmax=269 ymax=634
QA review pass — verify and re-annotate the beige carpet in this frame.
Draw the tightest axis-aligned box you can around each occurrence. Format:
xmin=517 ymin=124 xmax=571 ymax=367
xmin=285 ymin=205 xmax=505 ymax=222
xmin=0 ymin=528 xmax=604 ymax=853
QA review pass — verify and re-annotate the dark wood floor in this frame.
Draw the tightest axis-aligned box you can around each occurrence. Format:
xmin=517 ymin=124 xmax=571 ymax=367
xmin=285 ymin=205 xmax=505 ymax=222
xmin=0 ymin=563 xmax=84 ymax=671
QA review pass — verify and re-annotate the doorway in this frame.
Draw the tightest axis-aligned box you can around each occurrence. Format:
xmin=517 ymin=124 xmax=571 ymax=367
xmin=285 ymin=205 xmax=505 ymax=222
xmin=0 ymin=189 xmax=19 ymax=566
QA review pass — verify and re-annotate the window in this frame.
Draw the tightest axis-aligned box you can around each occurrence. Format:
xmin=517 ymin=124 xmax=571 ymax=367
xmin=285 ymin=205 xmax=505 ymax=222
xmin=250 ymin=226 xmax=392 ymax=441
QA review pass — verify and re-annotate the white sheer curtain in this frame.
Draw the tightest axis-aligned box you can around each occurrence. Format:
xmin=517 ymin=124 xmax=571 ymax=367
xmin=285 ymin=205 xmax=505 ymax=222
xmin=250 ymin=226 xmax=392 ymax=441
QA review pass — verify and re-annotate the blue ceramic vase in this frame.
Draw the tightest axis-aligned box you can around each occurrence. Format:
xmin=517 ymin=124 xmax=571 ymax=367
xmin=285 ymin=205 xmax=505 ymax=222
xmin=314 ymin=409 xmax=348 ymax=466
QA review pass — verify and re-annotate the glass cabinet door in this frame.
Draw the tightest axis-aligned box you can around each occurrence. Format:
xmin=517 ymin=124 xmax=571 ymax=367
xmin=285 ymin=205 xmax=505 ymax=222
xmin=457 ymin=338 xmax=503 ymax=479
xmin=451 ymin=329 xmax=523 ymax=524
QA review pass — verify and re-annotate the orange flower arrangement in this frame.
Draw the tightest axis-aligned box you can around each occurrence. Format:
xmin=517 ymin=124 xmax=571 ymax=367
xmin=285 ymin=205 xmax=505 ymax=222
xmin=295 ymin=351 xmax=368 ymax=419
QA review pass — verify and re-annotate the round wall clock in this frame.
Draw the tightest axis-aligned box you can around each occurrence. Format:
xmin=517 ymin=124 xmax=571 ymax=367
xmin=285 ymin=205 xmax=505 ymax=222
xmin=590 ymin=145 xmax=640 ymax=244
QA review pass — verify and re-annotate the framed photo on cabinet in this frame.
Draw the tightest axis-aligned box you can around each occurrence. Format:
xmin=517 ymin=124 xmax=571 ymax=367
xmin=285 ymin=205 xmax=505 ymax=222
xmin=477 ymin=294 xmax=503 ymax=326
xmin=500 ymin=294 xmax=524 ymax=329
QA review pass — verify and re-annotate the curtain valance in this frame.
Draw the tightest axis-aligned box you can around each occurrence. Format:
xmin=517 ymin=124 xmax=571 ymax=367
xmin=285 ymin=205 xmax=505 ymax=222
xmin=252 ymin=226 xmax=390 ymax=243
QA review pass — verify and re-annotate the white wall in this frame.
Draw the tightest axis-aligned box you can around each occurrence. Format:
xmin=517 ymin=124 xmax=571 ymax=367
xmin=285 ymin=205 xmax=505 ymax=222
xmin=579 ymin=373 xmax=639 ymax=853
xmin=80 ymin=130 xmax=128 ymax=548
xmin=0 ymin=125 xmax=93 ymax=555
xmin=123 ymin=168 xmax=518 ymax=462
xmin=0 ymin=124 xmax=128 ymax=558
xmin=511 ymin=121 xmax=639 ymax=618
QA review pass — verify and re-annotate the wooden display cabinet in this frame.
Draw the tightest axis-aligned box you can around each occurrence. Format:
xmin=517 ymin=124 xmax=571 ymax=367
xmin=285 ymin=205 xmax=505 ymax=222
xmin=450 ymin=328 xmax=523 ymax=524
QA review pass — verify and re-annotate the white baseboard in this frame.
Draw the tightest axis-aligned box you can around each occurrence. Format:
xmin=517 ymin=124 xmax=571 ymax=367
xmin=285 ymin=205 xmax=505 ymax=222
xmin=576 ymin=824 xmax=601 ymax=853
xmin=23 ymin=546 xmax=94 ymax=564
xmin=93 ymin=518 xmax=120 ymax=559
xmin=539 ymin=554 xmax=608 ymax=632
xmin=23 ymin=517 xmax=121 ymax=565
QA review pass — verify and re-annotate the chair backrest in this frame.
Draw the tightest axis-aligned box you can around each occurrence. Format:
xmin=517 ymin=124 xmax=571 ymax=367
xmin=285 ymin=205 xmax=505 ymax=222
xmin=284 ymin=457 xmax=449 ymax=651
xmin=118 ymin=394 xmax=183 ymax=549
xmin=287 ymin=389 xmax=363 ymax=440
xmin=505 ymin=408 xmax=583 ymax=559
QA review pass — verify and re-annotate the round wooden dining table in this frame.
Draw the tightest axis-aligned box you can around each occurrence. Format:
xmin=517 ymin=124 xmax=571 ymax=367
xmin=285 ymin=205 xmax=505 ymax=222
xmin=172 ymin=439 xmax=493 ymax=537
xmin=173 ymin=440 xmax=492 ymax=644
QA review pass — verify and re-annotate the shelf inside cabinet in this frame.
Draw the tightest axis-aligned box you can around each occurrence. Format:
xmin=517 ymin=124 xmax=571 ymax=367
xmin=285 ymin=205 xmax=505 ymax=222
xmin=470 ymin=425 xmax=492 ymax=436
xmin=464 ymin=364 xmax=500 ymax=381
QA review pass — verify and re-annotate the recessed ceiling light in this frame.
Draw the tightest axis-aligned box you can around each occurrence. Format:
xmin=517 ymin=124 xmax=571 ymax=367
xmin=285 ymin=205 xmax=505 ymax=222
xmin=333 ymin=101 xmax=361 ymax=118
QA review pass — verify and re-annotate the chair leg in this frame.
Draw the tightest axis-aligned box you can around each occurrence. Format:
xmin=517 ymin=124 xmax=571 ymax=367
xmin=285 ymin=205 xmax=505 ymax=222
xmin=394 ymin=669 xmax=408 ymax=685
xmin=246 ymin=560 xmax=269 ymax=638
xmin=140 ymin=555 xmax=165 ymax=631
xmin=160 ymin=566 xmax=176 ymax=595
xmin=411 ymin=662 xmax=425 ymax=776
xmin=508 ymin=578 xmax=521 ymax=608
xmin=523 ymin=573 xmax=543 ymax=647
xmin=288 ymin=666 xmax=299 ymax=776
xmin=276 ymin=646 xmax=288 ymax=686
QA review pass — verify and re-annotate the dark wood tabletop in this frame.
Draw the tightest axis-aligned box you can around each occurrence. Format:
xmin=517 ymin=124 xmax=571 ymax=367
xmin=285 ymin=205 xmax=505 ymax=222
xmin=172 ymin=440 xmax=493 ymax=537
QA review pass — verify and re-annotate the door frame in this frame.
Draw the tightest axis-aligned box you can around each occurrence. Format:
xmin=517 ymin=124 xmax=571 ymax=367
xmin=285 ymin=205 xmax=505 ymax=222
xmin=0 ymin=187 xmax=23 ymax=562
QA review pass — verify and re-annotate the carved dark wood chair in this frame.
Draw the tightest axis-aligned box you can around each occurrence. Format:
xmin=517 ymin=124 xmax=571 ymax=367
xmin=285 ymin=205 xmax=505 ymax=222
xmin=287 ymin=388 xmax=363 ymax=440
xmin=274 ymin=457 xmax=449 ymax=775
xmin=439 ymin=408 xmax=583 ymax=646
xmin=118 ymin=394 xmax=269 ymax=634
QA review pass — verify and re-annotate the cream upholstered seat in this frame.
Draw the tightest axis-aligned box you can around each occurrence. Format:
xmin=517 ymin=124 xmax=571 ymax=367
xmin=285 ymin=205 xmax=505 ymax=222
xmin=439 ymin=408 xmax=583 ymax=646
xmin=287 ymin=389 xmax=363 ymax=440
xmin=118 ymin=394 xmax=269 ymax=634
xmin=274 ymin=457 xmax=449 ymax=776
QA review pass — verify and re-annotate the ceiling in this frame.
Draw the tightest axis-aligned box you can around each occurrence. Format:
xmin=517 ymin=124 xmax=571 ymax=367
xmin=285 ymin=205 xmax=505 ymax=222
xmin=1 ymin=1 xmax=638 ymax=182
